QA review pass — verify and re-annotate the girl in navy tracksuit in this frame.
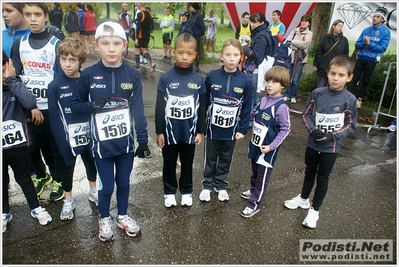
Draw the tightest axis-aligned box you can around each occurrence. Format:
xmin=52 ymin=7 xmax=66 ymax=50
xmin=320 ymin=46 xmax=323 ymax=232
xmin=200 ymin=38 xmax=253 ymax=202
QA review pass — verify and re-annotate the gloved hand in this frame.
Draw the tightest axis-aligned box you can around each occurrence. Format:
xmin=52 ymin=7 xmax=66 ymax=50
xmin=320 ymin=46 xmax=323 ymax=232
xmin=135 ymin=143 xmax=151 ymax=158
xmin=93 ymin=95 xmax=110 ymax=110
xmin=312 ymin=129 xmax=333 ymax=144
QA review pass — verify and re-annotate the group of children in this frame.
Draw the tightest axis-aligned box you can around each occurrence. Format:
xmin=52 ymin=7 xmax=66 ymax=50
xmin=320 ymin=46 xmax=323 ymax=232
xmin=3 ymin=3 xmax=358 ymax=242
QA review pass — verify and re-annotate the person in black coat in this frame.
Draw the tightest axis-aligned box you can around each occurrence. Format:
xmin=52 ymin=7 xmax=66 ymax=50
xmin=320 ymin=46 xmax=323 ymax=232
xmin=49 ymin=2 xmax=63 ymax=30
xmin=314 ymin=19 xmax=349 ymax=88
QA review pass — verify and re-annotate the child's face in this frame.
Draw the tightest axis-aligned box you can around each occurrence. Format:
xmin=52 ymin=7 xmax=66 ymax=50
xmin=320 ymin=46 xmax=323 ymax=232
xmin=242 ymin=15 xmax=249 ymax=24
xmin=221 ymin=44 xmax=241 ymax=73
xmin=173 ymin=41 xmax=197 ymax=68
xmin=265 ymin=79 xmax=284 ymax=97
xmin=2 ymin=4 xmax=25 ymax=29
xmin=327 ymin=64 xmax=353 ymax=91
xmin=60 ymin=54 xmax=81 ymax=78
xmin=250 ymin=20 xmax=263 ymax=30
xmin=94 ymin=36 xmax=127 ymax=66
xmin=272 ymin=12 xmax=280 ymax=22
xmin=22 ymin=5 xmax=48 ymax=33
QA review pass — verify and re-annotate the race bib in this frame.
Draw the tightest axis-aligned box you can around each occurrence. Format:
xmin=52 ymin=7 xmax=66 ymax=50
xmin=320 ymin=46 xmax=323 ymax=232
xmin=211 ymin=103 xmax=238 ymax=128
xmin=95 ymin=109 xmax=130 ymax=141
xmin=315 ymin=112 xmax=345 ymax=133
xmin=166 ymin=95 xmax=195 ymax=120
xmin=68 ymin=122 xmax=90 ymax=148
xmin=251 ymin=121 xmax=268 ymax=147
xmin=2 ymin=120 xmax=27 ymax=148
xmin=20 ymin=75 xmax=53 ymax=110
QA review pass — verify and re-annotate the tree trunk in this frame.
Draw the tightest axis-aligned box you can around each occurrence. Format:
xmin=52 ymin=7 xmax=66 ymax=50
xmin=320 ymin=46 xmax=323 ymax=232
xmin=310 ymin=3 xmax=333 ymax=47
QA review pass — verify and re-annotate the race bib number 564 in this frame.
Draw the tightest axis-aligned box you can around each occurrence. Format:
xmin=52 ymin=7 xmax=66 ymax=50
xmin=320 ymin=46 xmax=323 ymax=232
xmin=2 ymin=120 xmax=26 ymax=148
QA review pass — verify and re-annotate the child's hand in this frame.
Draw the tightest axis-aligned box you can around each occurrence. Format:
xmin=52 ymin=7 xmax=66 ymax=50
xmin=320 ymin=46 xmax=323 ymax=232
xmin=31 ymin=108 xmax=44 ymax=126
xmin=260 ymin=145 xmax=271 ymax=154
xmin=194 ymin=133 xmax=203 ymax=145
xmin=235 ymin=132 xmax=245 ymax=140
xmin=5 ymin=59 xmax=16 ymax=78
xmin=156 ymin=134 xmax=165 ymax=148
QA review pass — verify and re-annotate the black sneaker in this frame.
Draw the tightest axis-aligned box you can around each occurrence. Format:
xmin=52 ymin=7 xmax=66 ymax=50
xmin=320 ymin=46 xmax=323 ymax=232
xmin=33 ymin=173 xmax=53 ymax=196
xmin=49 ymin=181 xmax=65 ymax=202
xmin=162 ymin=56 xmax=167 ymax=62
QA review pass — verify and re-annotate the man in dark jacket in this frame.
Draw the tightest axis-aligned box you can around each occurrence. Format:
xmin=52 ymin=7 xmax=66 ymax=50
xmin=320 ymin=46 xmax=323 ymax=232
xmin=189 ymin=3 xmax=205 ymax=72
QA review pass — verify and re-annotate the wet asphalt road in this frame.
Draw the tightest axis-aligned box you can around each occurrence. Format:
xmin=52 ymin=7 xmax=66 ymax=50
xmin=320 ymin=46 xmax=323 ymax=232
xmin=2 ymin=53 xmax=397 ymax=264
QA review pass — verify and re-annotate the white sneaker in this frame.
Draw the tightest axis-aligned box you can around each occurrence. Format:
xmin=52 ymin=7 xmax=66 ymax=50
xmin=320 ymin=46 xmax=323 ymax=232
xmin=214 ymin=188 xmax=229 ymax=202
xmin=241 ymin=190 xmax=251 ymax=199
xmin=291 ymin=98 xmax=296 ymax=103
xmin=199 ymin=189 xmax=211 ymax=202
xmin=164 ymin=194 xmax=177 ymax=208
xmin=116 ymin=215 xmax=141 ymax=237
xmin=283 ymin=96 xmax=290 ymax=101
xmin=31 ymin=206 xmax=52 ymax=225
xmin=241 ymin=207 xmax=260 ymax=218
xmin=88 ymin=191 xmax=98 ymax=206
xmin=2 ymin=213 xmax=12 ymax=233
xmin=99 ymin=216 xmax=114 ymax=242
xmin=181 ymin=194 xmax=193 ymax=206
xmin=60 ymin=200 xmax=75 ymax=220
xmin=284 ymin=194 xmax=310 ymax=209
xmin=302 ymin=207 xmax=319 ymax=228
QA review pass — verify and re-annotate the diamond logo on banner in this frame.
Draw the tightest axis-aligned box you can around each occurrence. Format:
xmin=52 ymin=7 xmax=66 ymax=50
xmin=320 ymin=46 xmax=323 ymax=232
xmin=337 ymin=3 xmax=373 ymax=29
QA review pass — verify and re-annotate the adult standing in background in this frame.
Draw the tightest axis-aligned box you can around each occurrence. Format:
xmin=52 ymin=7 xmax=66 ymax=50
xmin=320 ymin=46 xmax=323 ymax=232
xmin=189 ymin=3 xmax=205 ymax=72
xmin=314 ymin=19 xmax=349 ymax=88
xmin=84 ymin=4 xmax=96 ymax=55
xmin=64 ymin=3 xmax=80 ymax=39
xmin=76 ymin=3 xmax=85 ymax=42
xmin=2 ymin=3 xmax=30 ymax=57
xmin=118 ymin=2 xmax=132 ymax=59
xmin=350 ymin=7 xmax=391 ymax=108
xmin=204 ymin=9 xmax=217 ymax=54
xmin=268 ymin=10 xmax=286 ymax=36
xmin=160 ymin=6 xmax=175 ymax=64
xmin=49 ymin=3 xmax=63 ymax=30
xmin=283 ymin=14 xmax=313 ymax=104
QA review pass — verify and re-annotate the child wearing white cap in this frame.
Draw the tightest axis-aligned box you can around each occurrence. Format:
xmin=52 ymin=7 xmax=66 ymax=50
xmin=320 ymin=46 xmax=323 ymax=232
xmin=71 ymin=21 xmax=151 ymax=242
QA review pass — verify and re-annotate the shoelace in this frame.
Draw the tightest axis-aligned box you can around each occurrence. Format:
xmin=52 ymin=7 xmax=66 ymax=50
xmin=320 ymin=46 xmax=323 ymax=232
xmin=119 ymin=216 xmax=136 ymax=228
xmin=52 ymin=181 xmax=62 ymax=192
xmin=63 ymin=201 xmax=74 ymax=211
xmin=100 ymin=217 xmax=112 ymax=233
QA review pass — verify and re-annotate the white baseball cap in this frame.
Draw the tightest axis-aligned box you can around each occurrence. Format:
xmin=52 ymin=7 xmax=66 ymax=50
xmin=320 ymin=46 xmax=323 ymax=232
xmin=95 ymin=21 xmax=127 ymax=41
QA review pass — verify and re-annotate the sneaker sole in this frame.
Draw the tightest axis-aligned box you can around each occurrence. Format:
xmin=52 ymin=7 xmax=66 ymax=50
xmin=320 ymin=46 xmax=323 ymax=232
xmin=99 ymin=234 xmax=114 ymax=242
xmin=116 ymin=222 xmax=141 ymax=237
xmin=284 ymin=203 xmax=310 ymax=210
xmin=164 ymin=202 xmax=177 ymax=208
xmin=88 ymin=196 xmax=98 ymax=206
xmin=302 ymin=222 xmax=316 ymax=228
xmin=50 ymin=191 xmax=65 ymax=202
xmin=240 ymin=209 xmax=260 ymax=218
xmin=60 ymin=208 xmax=75 ymax=221
xmin=36 ymin=176 xmax=53 ymax=196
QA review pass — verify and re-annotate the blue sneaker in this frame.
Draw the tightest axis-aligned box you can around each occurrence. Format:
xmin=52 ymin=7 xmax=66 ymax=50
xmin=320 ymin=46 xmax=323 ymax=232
xmin=31 ymin=206 xmax=52 ymax=225
xmin=2 ymin=213 xmax=12 ymax=233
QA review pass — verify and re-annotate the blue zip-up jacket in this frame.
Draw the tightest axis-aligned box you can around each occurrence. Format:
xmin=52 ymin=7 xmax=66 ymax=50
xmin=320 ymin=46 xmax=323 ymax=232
xmin=302 ymin=86 xmax=357 ymax=153
xmin=355 ymin=23 xmax=391 ymax=62
xmin=243 ymin=23 xmax=273 ymax=67
xmin=48 ymin=72 xmax=91 ymax=166
xmin=205 ymin=66 xmax=253 ymax=140
xmin=2 ymin=76 xmax=36 ymax=150
xmin=2 ymin=26 xmax=30 ymax=57
xmin=70 ymin=60 xmax=148 ymax=159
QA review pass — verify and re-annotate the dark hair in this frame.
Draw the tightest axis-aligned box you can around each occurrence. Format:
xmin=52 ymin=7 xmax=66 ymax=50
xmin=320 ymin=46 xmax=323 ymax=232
xmin=174 ymin=33 xmax=197 ymax=49
xmin=242 ymin=11 xmax=249 ymax=18
xmin=53 ymin=2 xmax=63 ymax=17
xmin=4 ymin=3 xmax=25 ymax=14
xmin=272 ymin=10 xmax=282 ymax=17
xmin=301 ymin=14 xmax=312 ymax=24
xmin=24 ymin=3 xmax=50 ymax=16
xmin=249 ymin=12 xmax=266 ymax=24
xmin=76 ymin=3 xmax=84 ymax=10
xmin=3 ymin=50 xmax=9 ymax=66
xmin=264 ymin=66 xmax=290 ymax=89
xmin=85 ymin=4 xmax=93 ymax=12
xmin=328 ymin=55 xmax=355 ymax=76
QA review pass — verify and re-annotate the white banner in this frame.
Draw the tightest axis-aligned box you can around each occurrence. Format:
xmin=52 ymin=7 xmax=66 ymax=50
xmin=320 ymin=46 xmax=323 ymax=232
xmin=329 ymin=2 xmax=397 ymax=47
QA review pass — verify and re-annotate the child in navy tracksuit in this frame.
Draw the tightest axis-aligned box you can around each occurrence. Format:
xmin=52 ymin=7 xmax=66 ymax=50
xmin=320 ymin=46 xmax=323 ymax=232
xmin=71 ymin=22 xmax=150 ymax=242
xmin=200 ymin=38 xmax=253 ymax=203
xmin=241 ymin=66 xmax=291 ymax=218
xmin=155 ymin=33 xmax=207 ymax=208
xmin=2 ymin=50 xmax=52 ymax=232
xmin=48 ymin=38 xmax=98 ymax=221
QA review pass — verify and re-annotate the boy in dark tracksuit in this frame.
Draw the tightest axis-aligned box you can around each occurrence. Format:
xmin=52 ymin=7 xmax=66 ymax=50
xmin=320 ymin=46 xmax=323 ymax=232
xmin=71 ymin=21 xmax=150 ymax=242
xmin=2 ymin=51 xmax=52 ymax=233
xmin=200 ymin=38 xmax=253 ymax=203
xmin=285 ymin=55 xmax=357 ymax=228
xmin=155 ymin=33 xmax=207 ymax=208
